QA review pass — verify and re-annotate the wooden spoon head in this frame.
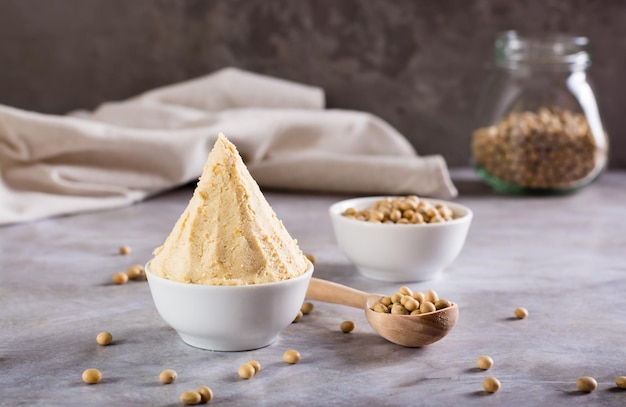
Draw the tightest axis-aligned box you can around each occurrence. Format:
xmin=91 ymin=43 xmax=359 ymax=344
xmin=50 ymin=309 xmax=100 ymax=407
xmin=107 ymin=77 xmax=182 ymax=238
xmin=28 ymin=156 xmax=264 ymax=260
xmin=365 ymin=295 xmax=459 ymax=347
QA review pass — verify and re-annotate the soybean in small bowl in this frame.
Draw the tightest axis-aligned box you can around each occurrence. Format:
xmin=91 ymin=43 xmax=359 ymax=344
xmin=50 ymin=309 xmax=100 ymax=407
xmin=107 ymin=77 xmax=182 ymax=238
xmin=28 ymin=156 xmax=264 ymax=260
xmin=329 ymin=196 xmax=472 ymax=282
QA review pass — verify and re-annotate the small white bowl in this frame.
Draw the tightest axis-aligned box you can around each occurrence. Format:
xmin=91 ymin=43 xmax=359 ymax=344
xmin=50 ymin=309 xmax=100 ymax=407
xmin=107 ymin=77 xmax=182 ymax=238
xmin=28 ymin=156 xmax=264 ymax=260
xmin=146 ymin=262 xmax=313 ymax=351
xmin=329 ymin=196 xmax=472 ymax=282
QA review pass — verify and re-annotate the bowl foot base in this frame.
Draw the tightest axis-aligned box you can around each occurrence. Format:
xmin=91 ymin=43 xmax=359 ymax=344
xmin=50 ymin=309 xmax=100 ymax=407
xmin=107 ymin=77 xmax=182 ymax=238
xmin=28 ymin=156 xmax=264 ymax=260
xmin=356 ymin=266 xmax=441 ymax=283
xmin=178 ymin=333 xmax=278 ymax=352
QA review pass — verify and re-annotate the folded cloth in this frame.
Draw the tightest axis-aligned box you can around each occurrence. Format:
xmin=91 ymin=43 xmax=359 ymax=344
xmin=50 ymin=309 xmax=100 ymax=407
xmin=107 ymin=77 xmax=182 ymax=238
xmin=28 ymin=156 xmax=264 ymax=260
xmin=0 ymin=68 xmax=457 ymax=225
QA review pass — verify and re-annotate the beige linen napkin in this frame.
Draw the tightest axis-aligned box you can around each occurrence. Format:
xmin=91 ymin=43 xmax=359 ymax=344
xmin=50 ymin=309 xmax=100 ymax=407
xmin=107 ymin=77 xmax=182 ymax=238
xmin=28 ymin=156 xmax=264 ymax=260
xmin=0 ymin=68 xmax=457 ymax=225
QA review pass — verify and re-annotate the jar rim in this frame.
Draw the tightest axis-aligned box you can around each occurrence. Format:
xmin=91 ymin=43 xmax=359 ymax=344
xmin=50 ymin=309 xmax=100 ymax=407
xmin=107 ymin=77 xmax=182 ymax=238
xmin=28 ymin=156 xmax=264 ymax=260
xmin=495 ymin=30 xmax=590 ymax=70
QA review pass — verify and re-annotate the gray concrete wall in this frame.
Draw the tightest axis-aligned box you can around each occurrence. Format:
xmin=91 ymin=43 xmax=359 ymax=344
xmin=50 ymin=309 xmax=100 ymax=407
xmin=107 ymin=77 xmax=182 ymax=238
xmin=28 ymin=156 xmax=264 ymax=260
xmin=0 ymin=0 xmax=624 ymax=168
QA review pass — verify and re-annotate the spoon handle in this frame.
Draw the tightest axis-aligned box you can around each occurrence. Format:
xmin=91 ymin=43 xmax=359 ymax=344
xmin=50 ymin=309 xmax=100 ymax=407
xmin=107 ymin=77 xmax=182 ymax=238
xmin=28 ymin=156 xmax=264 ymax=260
xmin=306 ymin=277 xmax=370 ymax=309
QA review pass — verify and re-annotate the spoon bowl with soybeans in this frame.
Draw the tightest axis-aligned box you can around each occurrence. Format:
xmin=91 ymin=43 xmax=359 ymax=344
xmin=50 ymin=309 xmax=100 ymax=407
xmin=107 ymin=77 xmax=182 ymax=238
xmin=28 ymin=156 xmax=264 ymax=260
xmin=306 ymin=278 xmax=458 ymax=347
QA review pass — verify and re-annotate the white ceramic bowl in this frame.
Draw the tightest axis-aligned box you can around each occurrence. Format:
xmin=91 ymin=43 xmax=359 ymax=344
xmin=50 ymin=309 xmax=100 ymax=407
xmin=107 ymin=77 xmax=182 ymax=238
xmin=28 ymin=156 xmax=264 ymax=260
xmin=329 ymin=196 xmax=472 ymax=282
xmin=146 ymin=262 xmax=313 ymax=351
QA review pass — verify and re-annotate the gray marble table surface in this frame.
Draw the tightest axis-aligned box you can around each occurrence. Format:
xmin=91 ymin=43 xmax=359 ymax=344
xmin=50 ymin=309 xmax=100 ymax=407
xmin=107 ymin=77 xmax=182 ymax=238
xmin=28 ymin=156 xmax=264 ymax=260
xmin=2 ymin=170 xmax=626 ymax=406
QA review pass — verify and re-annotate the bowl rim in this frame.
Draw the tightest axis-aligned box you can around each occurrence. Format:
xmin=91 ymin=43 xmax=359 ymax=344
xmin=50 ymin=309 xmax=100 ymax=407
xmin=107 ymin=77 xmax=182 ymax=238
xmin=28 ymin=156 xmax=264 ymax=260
xmin=145 ymin=259 xmax=314 ymax=289
xmin=329 ymin=196 xmax=473 ymax=228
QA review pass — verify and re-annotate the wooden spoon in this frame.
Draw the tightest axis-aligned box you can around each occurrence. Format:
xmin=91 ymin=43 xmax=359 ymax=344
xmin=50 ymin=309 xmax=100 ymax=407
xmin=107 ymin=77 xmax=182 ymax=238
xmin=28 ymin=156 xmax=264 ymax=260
xmin=306 ymin=277 xmax=458 ymax=347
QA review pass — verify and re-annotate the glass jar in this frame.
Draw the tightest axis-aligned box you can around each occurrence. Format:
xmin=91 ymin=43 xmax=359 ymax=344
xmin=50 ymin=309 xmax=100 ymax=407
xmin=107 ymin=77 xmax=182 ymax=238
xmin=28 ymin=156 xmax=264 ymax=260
xmin=471 ymin=31 xmax=608 ymax=193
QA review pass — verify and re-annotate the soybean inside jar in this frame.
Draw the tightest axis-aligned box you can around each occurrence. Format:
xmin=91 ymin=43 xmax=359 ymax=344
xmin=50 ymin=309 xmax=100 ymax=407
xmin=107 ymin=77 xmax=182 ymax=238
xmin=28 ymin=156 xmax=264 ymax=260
xmin=471 ymin=31 xmax=608 ymax=193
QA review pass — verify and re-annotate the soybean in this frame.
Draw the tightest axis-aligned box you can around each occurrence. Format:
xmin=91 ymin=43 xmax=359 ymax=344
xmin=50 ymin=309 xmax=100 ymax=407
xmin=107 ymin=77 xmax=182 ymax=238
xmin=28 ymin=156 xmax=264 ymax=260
xmin=126 ymin=264 xmax=145 ymax=281
xmin=398 ymin=286 xmax=413 ymax=296
xmin=476 ymin=355 xmax=494 ymax=370
xmin=373 ymin=303 xmax=390 ymax=313
xmin=419 ymin=301 xmax=436 ymax=314
xmin=483 ymin=377 xmax=500 ymax=393
xmin=301 ymin=302 xmax=314 ymax=315
xmin=425 ymin=289 xmax=439 ymax=304
xmin=616 ymin=376 xmax=626 ymax=389
xmin=82 ymin=368 xmax=102 ymax=384
xmin=248 ymin=360 xmax=261 ymax=373
xmin=112 ymin=272 xmax=128 ymax=285
xmin=435 ymin=299 xmax=451 ymax=310
xmin=179 ymin=390 xmax=202 ymax=405
xmin=159 ymin=369 xmax=177 ymax=384
xmin=472 ymin=107 xmax=599 ymax=189
xmin=238 ymin=363 xmax=255 ymax=379
xmin=412 ymin=291 xmax=425 ymax=303
xmin=390 ymin=293 xmax=403 ymax=304
xmin=403 ymin=298 xmax=419 ymax=312
xmin=292 ymin=311 xmax=303 ymax=323
xmin=197 ymin=386 xmax=214 ymax=403
xmin=576 ymin=376 xmax=597 ymax=393
xmin=119 ymin=245 xmax=131 ymax=255
xmin=283 ymin=349 xmax=301 ymax=364
xmin=341 ymin=196 xmax=456 ymax=224
xmin=391 ymin=304 xmax=409 ymax=315
xmin=96 ymin=331 xmax=113 ymax=346
xmin=340 ymin=320 xmax=355 ymax=333
xmin=372 ymin=286 xmax=452 ymax=315
xmin=515 ymin=307 xmax=529 ymax=319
